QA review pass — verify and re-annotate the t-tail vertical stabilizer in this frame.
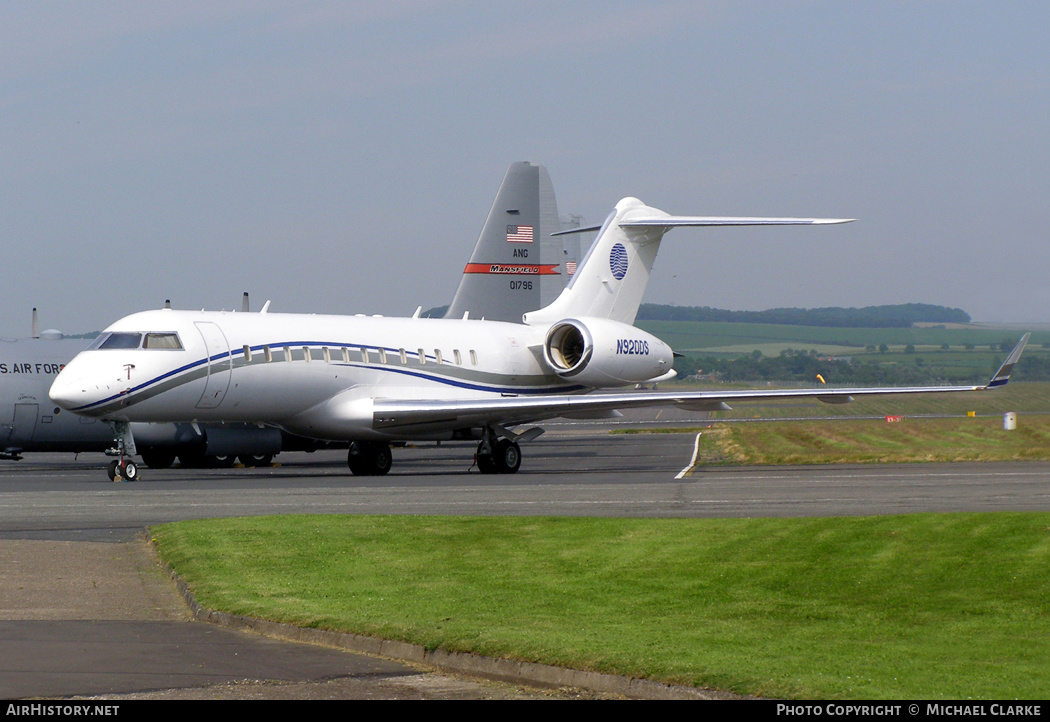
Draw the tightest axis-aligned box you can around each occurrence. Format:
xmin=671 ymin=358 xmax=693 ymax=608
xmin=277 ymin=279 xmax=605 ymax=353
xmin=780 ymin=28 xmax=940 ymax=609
xmin=524 ymin=198 xmax=854 ymax=327
xmin=445 ymin=162 xmax=566 ymax=322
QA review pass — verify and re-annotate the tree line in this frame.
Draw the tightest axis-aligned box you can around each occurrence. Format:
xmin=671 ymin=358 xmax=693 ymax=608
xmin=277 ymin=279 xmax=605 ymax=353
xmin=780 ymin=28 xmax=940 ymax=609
xmin=638 ymin=303 xmax=971 ymax=327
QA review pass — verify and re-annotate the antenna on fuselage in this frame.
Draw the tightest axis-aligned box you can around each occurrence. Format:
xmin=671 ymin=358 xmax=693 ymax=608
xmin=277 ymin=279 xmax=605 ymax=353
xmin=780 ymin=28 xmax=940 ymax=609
xmin=164 ymin=299 xmax=171 ymax=309
xmin=260 ymin=300 xmax=271 ymax=314
xmin=241 ymin=292 xmax=250 ymax=313
xmin=31 ymin=308 xmax=39 ymax=338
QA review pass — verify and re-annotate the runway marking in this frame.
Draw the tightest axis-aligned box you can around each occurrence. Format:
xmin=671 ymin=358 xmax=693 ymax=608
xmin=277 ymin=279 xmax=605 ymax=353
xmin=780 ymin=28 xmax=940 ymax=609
xmin=675 ymin=433 xmax=703 ymax=479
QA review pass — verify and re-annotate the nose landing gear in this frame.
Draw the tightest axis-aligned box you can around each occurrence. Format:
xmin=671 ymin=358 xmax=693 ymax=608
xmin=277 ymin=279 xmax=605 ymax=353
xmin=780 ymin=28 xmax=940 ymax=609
xmin=105 ymin=421 xmax=139 ymax=482
xmin=107 ymin=458 xmax=138 ymax=481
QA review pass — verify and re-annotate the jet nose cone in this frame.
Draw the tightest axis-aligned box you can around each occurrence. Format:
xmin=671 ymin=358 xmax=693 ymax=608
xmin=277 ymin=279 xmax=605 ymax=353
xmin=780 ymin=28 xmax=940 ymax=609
xmin=49 ymin=371 xmax=88 ymax=411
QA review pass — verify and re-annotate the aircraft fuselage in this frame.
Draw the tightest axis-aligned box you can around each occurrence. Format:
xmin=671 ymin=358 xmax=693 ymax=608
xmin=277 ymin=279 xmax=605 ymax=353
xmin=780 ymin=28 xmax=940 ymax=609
xmin=49 ymin=309 xmax=601 ymax=442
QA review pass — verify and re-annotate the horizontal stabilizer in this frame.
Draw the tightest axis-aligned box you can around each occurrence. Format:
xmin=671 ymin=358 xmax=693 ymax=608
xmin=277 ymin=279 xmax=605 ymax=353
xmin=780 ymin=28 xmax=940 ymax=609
xmin=621 ymin=216 xmax=855 ymax=228
xmin=552 ymin=216 xmax=854 ymax=236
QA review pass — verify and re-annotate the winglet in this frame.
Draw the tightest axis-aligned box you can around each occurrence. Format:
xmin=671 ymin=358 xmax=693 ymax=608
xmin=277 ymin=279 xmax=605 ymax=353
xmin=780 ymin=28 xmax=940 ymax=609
xmin=986 ymin=333 xmax=1030 ymax=388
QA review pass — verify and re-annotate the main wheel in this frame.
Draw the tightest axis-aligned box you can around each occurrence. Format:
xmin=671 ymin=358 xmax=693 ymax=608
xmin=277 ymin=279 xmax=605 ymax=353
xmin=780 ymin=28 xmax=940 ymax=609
xmin=371 ymin=444 xmax=392 ymax=475
xmin=210 ymin=455 xmax=237 ymax=468
xmin=239 ymin=453 xmax=274 ymax=467
xmin=140 ymin=451 xmax=176 ymax=469
xmin=107 ymin=460 xmax=120 ymax=481
xmin=178 ymin=450 xmax=208 ymax=468
xmin=347 ymin=442 xmax=392 ymax=476
xmin=494 ymin=439 xmax=521 ymax=474
xmin=121 ymin=460 xmax=138 ymax=480
xmin=475 ymin=442 xmax=497 ymax=473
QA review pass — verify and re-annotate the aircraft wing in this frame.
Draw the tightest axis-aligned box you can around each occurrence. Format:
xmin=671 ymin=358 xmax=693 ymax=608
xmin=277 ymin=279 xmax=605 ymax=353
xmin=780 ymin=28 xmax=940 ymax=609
xmin=371 ymin=334 xmax=1029 ymax=432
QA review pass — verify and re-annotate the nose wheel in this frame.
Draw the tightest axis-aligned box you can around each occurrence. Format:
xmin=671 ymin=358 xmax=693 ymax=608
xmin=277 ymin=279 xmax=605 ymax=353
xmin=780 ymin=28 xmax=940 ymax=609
xmin=107 ymin=459 xmax=138 ymax=482
xmin=105 ymin=420 xmax=139 ymax=482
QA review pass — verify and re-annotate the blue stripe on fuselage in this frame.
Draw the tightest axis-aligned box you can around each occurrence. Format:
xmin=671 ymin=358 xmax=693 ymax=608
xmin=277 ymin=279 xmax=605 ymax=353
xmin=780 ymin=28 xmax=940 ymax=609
xmin=70 ymin=339 xmax=582 ymax=412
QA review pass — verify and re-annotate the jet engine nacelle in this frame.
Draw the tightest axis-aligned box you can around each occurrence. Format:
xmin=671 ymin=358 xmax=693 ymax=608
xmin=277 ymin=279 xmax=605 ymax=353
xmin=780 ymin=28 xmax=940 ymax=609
xmin=543 ymin=317 xmax=673 ymax=387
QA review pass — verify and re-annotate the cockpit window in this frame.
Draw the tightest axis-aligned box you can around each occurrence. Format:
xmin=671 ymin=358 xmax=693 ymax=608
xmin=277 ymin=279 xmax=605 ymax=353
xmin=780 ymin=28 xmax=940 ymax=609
xmin=86 ymin=332 xmax=183 ymax=350
xmin=97 ymin=332 xmax=143 ymax=350
xmin=144 ymin=333 xmax=183 ymax=349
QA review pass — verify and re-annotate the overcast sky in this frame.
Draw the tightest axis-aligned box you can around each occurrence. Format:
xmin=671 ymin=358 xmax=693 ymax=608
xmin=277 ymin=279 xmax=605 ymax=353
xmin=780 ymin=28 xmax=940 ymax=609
xmin=2 ymin=1 xmax=1048 ymax=334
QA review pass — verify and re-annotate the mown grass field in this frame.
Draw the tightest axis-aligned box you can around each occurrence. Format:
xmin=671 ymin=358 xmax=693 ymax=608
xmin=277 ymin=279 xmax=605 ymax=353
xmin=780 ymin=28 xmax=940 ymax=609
xmin=693 ymin=415 xmax=1050 ymax=466
xmin=152 ymin=513 xmax=1050 ymax=700
xmin=699 ymin=381 xmax=1050 ymax=419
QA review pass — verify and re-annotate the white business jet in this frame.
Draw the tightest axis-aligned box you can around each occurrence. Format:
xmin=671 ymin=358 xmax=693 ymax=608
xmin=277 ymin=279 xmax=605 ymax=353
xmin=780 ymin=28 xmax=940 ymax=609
xmin=49 ymin=197 xmax=1029 ymax=480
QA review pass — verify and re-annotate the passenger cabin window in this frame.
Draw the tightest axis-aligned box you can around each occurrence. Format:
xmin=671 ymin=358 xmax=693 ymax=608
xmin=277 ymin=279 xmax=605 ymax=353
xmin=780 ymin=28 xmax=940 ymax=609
xmin=470 ymin=350 xmax=478 ymax=365
xmin=454 ymin=349 xmax=462 ymax=365
xmin=417 ymin=349 xmax=426 ymax=365
xmin=434 ymin=350 xmax=443 ymax=365
xmin=243 ymin=345 xmax=252 ymax=362
xmin=143 ymin=333 xmax=182 ymax=350
xmin=399 ymin=348 xmax=407 ymax=365
xmin=264 ymin=346 xmax=273 ymax=363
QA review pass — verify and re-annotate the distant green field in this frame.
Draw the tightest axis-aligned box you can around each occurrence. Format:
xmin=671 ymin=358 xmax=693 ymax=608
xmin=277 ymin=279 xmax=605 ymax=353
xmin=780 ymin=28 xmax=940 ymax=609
xmin=633 ymin=319 xmax=1048 ymax=386
xmin=701 ymin=381 xmax=1050 ymax=420
xmin=636 ymin=320 xmax=1047 ymax=353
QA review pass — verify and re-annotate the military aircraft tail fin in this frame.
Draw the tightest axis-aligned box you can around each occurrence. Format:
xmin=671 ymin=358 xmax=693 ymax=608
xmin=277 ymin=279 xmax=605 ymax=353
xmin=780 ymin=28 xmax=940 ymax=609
xmin=445 ymin=162 xmax=571 ymax=323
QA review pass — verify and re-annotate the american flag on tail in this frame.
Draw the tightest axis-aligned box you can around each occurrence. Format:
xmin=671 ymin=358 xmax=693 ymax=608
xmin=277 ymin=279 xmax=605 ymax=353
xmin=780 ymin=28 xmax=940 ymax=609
xmin=506 ymin=225 xmax=533 ymax=243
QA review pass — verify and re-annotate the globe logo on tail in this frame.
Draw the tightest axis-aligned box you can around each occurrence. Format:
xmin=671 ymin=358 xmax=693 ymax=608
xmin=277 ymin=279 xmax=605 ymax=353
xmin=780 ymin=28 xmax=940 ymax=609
xmin=609 ymin=243 xmax=629 ymax=280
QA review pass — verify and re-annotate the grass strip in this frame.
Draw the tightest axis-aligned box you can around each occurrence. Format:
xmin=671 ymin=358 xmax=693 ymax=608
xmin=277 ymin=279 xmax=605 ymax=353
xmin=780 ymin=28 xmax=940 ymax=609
xmin=693 ymin=382 xmax=1050 ymax=418
xmin=152 ymin=513 xmax=1050 ymax=699
xmin=698 ymin=415 xmax=1050 ymax=465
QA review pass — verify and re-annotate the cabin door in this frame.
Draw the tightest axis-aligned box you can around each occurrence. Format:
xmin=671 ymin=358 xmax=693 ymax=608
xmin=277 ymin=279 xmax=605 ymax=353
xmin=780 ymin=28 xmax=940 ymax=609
xmin=195 ymin=322 xmax=232 ymax=409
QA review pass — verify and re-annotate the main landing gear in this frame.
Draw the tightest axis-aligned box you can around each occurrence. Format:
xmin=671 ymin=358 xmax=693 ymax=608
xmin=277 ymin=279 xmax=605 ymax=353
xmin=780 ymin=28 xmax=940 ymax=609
xmin=474 ymin=437 xmax=521 ymax=474
xmin=345 ymin=427 xmax=536 ymax=476
xmin=347 ymin=441 xmax=392 ymax=476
